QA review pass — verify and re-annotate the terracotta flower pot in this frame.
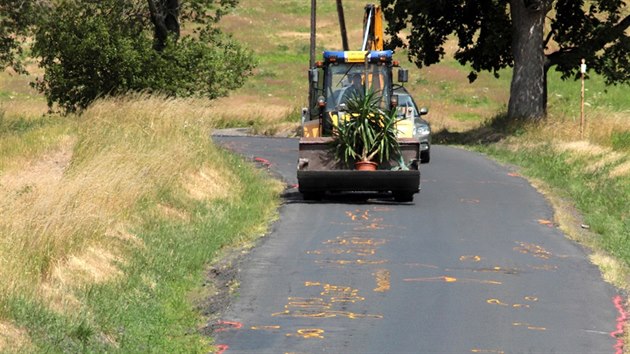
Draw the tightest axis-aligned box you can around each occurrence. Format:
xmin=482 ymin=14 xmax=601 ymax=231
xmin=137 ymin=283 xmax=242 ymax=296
xmin=354 ymin=161 xmax=378 ymax=171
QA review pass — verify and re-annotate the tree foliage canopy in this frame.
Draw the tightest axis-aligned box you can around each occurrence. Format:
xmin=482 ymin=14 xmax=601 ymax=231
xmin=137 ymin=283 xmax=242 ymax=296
xmin=3 ymin=0 xmax=254 ymax=113
xmin=0 ymin=0 xmax=45 ymax=73
xmin=382 ymin=0 xmax=629 ymax=89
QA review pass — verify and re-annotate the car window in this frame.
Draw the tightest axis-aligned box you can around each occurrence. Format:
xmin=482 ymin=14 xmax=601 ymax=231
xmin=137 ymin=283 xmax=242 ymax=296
xmin=396 ymin=94 xmax=417 ymax=118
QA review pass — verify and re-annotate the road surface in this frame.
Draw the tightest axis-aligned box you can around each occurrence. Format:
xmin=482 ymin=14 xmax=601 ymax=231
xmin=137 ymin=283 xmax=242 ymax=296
xmin=210 ymin=134 xmax=621 ymax=354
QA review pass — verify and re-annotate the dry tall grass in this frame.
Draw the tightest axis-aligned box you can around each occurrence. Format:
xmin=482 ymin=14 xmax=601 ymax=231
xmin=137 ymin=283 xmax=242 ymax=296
xmin=0 ymin=94 xmax=241 ymax=323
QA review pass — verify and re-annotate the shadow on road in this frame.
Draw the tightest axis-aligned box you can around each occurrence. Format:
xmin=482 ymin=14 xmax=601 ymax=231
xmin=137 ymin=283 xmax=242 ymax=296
xmin=281 ymin=188 xmax=415 ymax=206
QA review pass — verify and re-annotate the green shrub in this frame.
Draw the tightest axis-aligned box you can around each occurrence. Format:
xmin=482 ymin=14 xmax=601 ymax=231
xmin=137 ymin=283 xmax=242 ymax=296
xmin=31 ymin=0 xmax=255 ymax=113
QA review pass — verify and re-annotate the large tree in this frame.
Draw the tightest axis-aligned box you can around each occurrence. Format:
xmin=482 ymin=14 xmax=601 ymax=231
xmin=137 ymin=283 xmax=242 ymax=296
xmin=382 ymin=0 xmax=630 ymax=120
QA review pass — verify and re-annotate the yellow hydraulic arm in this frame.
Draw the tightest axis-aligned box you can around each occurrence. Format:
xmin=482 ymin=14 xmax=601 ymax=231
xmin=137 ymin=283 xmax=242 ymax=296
xmin=362 ymin=4 xmax=384 ymax=51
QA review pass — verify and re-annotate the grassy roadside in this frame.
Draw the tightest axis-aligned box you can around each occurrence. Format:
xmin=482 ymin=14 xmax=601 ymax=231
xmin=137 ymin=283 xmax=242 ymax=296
xmin=0 ymin=94 xmax=283 ymax=352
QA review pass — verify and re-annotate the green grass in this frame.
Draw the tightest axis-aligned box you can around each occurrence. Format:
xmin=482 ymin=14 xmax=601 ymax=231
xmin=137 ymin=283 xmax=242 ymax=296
xmin=3 ymin=147 xmax=280 ymax=353
xmin=453 ymin=112 xmax=483 ymax=121
xmin=612 ymin=131 xmax=630 ymax=151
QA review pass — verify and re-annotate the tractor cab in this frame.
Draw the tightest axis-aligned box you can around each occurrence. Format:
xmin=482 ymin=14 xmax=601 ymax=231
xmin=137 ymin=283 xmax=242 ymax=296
xmin=303 ymin=50 xmax=409 ymax=138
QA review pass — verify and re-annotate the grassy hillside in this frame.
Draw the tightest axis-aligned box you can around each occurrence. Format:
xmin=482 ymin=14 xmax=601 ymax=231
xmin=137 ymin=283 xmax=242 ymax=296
xmin=0 ymin=81 xmax=282 ymax=351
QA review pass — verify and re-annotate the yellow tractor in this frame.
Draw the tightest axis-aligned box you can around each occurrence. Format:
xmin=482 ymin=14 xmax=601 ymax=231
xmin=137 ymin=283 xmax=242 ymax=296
xmin=297 ymin=3 xmax=421 ymax=202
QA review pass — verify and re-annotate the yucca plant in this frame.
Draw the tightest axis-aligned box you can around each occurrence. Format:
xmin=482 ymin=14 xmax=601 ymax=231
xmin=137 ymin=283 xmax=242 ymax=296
xmin=331 ymin=90 xmax=402 ymax=166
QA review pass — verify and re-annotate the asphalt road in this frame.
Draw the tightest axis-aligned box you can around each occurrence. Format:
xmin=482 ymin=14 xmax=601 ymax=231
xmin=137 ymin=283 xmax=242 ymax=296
xmin=211 ymin=135 xmax=621 ymax=354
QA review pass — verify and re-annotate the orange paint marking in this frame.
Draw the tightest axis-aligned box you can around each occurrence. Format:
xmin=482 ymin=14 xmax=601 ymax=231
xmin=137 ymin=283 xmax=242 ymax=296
xmin=215 ymin=344 xmax=229 ymax=354
xmin=213 ymin=320 xmax=243 ymax=332
xmin=537 ymin=219 xmax=554 ymax=227
xmin=507 ymin=172 xmax=520 ymax=177
xmin=404 ymin=276 xmax=501 ymax=285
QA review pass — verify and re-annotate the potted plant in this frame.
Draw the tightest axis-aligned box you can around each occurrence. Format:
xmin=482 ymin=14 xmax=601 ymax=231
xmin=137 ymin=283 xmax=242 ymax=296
xmin=331 ymin=90 xmax=402 ymax=170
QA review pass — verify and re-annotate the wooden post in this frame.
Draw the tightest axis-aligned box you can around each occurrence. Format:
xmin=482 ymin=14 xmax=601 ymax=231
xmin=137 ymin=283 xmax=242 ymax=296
xmin=580 ymin=58 xmax=586 ymax=139
xmin=309 ymin=0 xmax=316 ymax=127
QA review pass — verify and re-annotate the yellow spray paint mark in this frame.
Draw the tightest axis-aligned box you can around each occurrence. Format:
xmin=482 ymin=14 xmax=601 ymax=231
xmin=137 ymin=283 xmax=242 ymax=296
xmin=286 ymin=328 xmax=324 ymax=339
xmin=251 ymin=325 xmax=281 ymax=330
xmin=345 ymin=209 xmax=370 ymax=221
xmin=321 ymin=284 xmax=365 ymax=303
xmin=487 ymin=299 xmax=509 ymax=306
xmin=405 ymin=263 xmax=440 ymax=269
xmin=471 ymin=350 xmax=505 ymax=354
xmin=514 ymin=242 xmax=552 ymax=259
xmin=273 ymin=309 xmax=382 ymax=319
xmin=460 ymin=198 xmax=481 ymax=204
xmin=487 ymin=298 xmax=531 ymax=308
xmin=274 ymin=283 xmax=382 ymax=320
xmin=460 ymin=255 xmax=482 ymax=262
xmin=373 ymin=269 xmax=391 ymax=292
xmin=315 ymin=259 xmax=388 ymax=266
xmin=324 ymin=236 xmax=386 ymax=247
xmin=513 ymin=322 xmax=547 ymax=331
xmin=404 ymin=276 xmax=501 ymax=285
xmin=524 ymin=296 xmax=538 ymax=302
xmin=372 ymin=206 xmax=393 ymax=212
xmin=528 ymin=264 xmax=558 ymax=271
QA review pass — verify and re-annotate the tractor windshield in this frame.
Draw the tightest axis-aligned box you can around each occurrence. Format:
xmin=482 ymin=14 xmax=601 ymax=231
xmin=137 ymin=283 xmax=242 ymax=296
xmin=325 ymin=63 xmax=391 ymax=111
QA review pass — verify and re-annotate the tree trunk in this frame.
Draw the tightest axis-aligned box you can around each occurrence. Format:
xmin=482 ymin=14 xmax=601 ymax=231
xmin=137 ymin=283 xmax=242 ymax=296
xmin=508 ymin=0 xmax=548 ymax=121
xmin=147 ymin=0 xmax=180 ymax=51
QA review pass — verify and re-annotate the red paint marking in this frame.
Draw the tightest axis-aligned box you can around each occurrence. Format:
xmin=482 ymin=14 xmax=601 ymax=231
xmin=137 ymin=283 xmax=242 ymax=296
xmin=253 ymin=157 xmax=271 ymax=167
xmin=215 ymin=344 xmax=229 ymax=354
xmin=214 ymin=320 xmax=243 ymax=332
xmin=611 ymin=295 xmax=627 ymax=354
xmin=508 ymin=172 xmax=520 ymax=177
xmin=290 ymin=184 xmax=299 ymax=189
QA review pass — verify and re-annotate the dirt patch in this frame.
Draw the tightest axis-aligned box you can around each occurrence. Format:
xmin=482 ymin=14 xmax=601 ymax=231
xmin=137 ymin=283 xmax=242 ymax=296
xmin=0 ymin=321 xmax=32 ymax=352
xmin=184 ymin=166 xmax=239 ymax=202
xmin=196 ymin=245 xmax=253 ymax=336
xmin=0 ymin=135 xmax=74 ymax=193
xmin=41 ymin=247 xmax=123 ymax=313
